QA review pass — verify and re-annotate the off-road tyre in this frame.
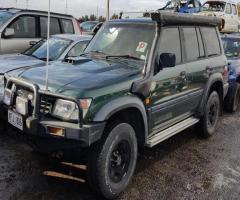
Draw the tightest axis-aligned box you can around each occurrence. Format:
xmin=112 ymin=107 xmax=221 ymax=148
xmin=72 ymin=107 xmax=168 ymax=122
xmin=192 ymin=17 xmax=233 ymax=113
xmin=87 ymin=121 xmax=138 ymax=199
xmin=198 ymin=91 xmax=220 ymax=138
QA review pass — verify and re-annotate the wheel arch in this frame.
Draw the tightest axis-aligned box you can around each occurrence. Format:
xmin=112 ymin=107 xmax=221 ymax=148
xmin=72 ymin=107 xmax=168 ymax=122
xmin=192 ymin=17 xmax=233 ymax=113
xmin=93 ymin=96 xmax=148 ymax=146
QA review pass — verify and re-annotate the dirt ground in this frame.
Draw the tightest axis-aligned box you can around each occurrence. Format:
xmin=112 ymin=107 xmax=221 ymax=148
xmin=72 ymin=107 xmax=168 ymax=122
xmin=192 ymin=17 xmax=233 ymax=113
xmin=0 ymin=110 xmax=240 ymax=200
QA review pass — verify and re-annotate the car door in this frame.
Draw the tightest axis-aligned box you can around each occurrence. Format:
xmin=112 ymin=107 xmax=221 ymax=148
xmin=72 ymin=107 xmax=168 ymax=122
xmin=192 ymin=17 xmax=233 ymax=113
xmin=224 ymin=3 xmax=233 ymax=31
xmin=0 ymin=15 xmax=40 ymax=54
xmin=149 ymin=27 xmax=190 ymax=133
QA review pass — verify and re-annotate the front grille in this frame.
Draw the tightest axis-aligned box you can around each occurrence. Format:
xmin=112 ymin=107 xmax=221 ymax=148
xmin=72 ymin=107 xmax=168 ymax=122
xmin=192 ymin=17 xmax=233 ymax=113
xmin=40 ymin=95 xmax=55 ymax=115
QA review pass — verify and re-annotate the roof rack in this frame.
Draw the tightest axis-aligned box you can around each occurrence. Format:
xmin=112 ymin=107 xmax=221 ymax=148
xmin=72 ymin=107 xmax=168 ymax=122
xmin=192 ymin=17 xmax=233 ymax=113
xmin=119 ymin=11 xmax=222 ymax=27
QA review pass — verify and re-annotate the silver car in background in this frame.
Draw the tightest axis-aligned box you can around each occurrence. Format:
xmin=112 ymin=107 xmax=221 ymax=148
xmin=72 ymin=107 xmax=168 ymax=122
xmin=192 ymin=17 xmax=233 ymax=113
xmin=0 ymin=8 xmax=81 ymax=54
xmin=0 ymin=34 xmax=91 ymax=99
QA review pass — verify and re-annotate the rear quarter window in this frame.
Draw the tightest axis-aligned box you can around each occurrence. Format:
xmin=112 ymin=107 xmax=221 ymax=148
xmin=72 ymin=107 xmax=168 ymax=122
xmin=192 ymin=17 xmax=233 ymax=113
xmin=201 ymin=27 xmax=221 ymax=56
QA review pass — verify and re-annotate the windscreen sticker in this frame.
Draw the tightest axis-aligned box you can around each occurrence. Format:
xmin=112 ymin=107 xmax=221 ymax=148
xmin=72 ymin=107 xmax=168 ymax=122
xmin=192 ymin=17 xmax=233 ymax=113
xmin=136 ymin=42 xmax=148 ymax=53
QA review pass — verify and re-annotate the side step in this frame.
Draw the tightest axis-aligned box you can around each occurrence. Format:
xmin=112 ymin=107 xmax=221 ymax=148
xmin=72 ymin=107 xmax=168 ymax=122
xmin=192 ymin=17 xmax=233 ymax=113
xmin=146 ymin=117 xmax=200 ymax=147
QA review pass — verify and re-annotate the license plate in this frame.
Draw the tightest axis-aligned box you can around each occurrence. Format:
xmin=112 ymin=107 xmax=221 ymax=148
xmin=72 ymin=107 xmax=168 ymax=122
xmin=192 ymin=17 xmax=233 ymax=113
xmin=8 ymin=110 xmax=23 ymax=131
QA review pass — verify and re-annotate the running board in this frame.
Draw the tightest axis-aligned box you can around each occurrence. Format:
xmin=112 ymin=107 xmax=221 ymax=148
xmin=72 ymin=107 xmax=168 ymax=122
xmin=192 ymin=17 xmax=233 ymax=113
xmin=146 ymin=117 xmax=200 ymax=147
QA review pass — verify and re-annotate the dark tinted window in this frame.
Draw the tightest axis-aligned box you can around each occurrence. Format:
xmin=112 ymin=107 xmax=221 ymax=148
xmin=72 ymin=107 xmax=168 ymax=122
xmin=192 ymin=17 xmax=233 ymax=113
xmin=61 ymin=19 xmax=74 ymax=33
xmin=196 ymin=28 xmax=205 ymax=57
xmin=159 ymin=27 xmax=181 ymax=65
xmin=9 ymin=16 xmax=36 ymax=38
xmin=201 ymin=27 xmax=221 ymax=56
xmin=183 ymin=27 xmax=199 ymax=62
xmin=226 ymin=3 xmax=232 ymax=14
xmin=40 ymin=17 xmax=61 ymax=37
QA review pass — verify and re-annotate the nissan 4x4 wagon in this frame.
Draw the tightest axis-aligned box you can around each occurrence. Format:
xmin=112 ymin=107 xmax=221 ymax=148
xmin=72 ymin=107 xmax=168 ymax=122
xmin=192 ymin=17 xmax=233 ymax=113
xmin=3 ymin=12 xmax=228 ymax=199
xmin=0 ymin=8 xmax=81 ymax=54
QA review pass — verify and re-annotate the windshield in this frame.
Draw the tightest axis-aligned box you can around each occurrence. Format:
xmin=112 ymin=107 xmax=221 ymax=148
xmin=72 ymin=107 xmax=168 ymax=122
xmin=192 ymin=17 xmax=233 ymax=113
xmin=202 ymin=1 xmax=226 ymax=12
xmin=24 ymin=37 xmax=72 ymax=61
xmin=0 ymin=11 xmax=13 ymax=27
xmin=222 ymin=37 xmax=240 ymax=58
xmin=85 ymin=23 xmax=156 ymax=65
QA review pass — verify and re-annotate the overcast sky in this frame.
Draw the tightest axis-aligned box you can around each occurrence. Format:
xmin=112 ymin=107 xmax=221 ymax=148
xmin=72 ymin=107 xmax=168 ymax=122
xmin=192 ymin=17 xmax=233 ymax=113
xmin=0 ymin=0 xmax=166 ymax=18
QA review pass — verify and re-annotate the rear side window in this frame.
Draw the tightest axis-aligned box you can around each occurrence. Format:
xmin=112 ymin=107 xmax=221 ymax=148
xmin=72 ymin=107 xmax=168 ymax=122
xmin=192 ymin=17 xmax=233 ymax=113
xmin=60 ymin=19 xmax=74 ymax=33
xmin=232 ymin=4 xmax=237 ymax=15
xmin=201 ymin=27 xmax=221 ymax=56
xmin=183 ymin=27 xmax=199 ymax=62
xmin=225 ymin=3 xmax=232 ymax=14
xmin=159 ymin=27 xmax=181 ymax=65
xmin=40 ymin=17 xmax=61 ymax=37
xmin=9 ymin=16 xmax=36 ymax=38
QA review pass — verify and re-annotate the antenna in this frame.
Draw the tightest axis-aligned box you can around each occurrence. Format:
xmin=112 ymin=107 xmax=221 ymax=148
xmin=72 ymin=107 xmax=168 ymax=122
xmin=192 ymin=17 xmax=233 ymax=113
xmin=65 ymin=0 xmax=68 ymax=14
xmin=45 ymin=0 xmax=51 ymax=91
xmin=106 ymin=0 xmax=110 ymax=21
xmin=15 ymin=0 xmax=17 ymax=8
xmin=26 ymin=0 xmax=29 ymax=9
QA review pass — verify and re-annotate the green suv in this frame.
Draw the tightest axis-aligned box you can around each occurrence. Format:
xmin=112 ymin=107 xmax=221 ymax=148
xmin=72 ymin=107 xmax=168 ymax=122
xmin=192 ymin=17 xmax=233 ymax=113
xmin=3 ymin=12 xmax=229 ymax=199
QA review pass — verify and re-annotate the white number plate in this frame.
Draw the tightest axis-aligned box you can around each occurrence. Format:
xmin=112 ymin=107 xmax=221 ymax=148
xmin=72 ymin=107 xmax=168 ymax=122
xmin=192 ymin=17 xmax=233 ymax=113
xmin=8 ymin=110 xmax=23 ymax=131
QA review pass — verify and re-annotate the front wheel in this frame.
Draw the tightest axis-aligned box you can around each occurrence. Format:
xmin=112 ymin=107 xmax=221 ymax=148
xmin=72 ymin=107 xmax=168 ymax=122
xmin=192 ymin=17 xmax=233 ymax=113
xmin=198 ymin=91 xmax=220 ymax=138
xmin=87 ymin=122 xmax=138 ymax=199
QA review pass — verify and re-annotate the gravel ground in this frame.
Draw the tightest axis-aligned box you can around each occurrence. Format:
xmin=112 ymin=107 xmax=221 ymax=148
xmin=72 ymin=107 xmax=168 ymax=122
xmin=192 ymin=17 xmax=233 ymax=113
xmin=0 ymin=110 xmax=240 ymax=200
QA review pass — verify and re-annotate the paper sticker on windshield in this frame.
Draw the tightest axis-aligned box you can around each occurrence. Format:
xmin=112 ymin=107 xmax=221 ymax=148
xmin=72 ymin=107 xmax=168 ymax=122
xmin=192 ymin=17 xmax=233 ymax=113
xmin=136 ymin=42 xmax=148 ymax=53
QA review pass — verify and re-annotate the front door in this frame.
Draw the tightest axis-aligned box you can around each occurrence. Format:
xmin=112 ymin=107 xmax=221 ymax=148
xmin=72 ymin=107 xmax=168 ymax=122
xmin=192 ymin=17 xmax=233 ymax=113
xmin=149 ymin=27 xmax=190 ymax=133
xmin=0 ymin=15 xmax=40 ymax=54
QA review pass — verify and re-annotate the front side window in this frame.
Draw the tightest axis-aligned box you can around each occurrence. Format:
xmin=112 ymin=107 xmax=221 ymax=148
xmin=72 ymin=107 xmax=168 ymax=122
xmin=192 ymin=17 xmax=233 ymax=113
xmin=158 ymin=27 xmax=181 ymax=65
xmin=232 ymin=4 xmax=237 ymax=15
xmin=222 ymin=37 xmax=240 ymax=58
xmin=225 ymin=3 xmax=232 ymax=14
xmin=24 ymin=37 xmax=72 ymax=61
xmin=85 ymin=23 xmax=156 ymax=65
xmin=67 ymin=41 xmax=89 ymax=57
xmin=0 ymin=11 xmax=13 ymax=27
xmin=8 ymin=16 xmax=36 ymax=38
xmin=201 ymin=27 xmax=221 ymax=56
xmin=183 ymin=27 xmax=199 ymax=62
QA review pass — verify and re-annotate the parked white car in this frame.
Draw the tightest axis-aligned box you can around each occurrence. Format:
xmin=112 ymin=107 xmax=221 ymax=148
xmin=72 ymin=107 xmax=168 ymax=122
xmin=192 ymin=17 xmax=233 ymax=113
xmin=197 ymin=0 xmax=239 ymax=33
xmin=0 ymin=8 xmax=81 ymax=54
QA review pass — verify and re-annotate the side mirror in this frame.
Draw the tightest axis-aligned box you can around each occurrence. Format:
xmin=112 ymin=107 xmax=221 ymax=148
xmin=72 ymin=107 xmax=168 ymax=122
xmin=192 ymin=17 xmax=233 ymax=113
xmin=4 ymin=28 xmax=15 ymax=38
xmin=155 ymin=53 xmax=176 ymax=74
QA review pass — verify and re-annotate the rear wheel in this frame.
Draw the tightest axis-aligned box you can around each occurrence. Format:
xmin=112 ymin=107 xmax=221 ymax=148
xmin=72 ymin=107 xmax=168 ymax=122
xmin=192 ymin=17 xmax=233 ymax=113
xmin=198 ymin=91 xmax=220 ymax=138
xmin=87 ymin=122 xmax=138 ymax=199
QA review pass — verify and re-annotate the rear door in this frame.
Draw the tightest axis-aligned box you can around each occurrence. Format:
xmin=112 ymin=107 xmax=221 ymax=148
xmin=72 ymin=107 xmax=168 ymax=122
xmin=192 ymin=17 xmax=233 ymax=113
xmin=1 ymin=15 xmax=40 ymax=54
xmin=150 ymin=27 xmax=190 ymax=133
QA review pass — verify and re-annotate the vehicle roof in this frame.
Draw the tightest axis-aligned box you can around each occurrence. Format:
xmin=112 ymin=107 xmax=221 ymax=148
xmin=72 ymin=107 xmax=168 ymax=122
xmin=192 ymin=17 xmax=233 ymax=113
xmin=204 ymin=0 xmax=238 ymax=3
xmin=52 ymin=34 xmax=92 ymax=41
xmin=113 ymin=12 xmax=222 ymax=27
xmin=0 ymin=7 xmax=74 ymax=18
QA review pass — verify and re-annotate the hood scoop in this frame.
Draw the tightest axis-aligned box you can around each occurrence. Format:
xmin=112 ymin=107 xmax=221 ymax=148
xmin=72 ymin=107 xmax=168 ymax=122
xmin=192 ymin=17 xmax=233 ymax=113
xmin=64 ymin=57 xmax=92 ymax=65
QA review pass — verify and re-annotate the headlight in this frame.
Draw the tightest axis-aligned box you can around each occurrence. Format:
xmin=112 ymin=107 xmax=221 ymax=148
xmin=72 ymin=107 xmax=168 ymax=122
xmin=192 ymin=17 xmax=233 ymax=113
xmin=52 ymin=99 xmax=92 ymax=121
xmin=3 ymin=89 xmax=12 ymax=105
xmin=0 ymin=75 xmax=4 ymax=101
xmin=52 ymin=99 xmax=79 ymax=121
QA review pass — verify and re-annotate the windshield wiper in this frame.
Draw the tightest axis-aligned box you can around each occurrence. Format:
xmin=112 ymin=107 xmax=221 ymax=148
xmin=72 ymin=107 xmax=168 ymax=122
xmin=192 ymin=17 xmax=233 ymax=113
xmin=80 ymin=50 xmax=106 ymax=57
xmin=106 ymin=55 xmax=142 ymax=61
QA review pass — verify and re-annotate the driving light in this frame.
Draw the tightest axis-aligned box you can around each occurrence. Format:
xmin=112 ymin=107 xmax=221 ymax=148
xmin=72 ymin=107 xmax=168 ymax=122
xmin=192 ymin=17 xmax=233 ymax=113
xmin=3 ymin=89 xmax=12 ymax=106
xmin=16 ymin=96 xmax=28 ymax=116
xmin=52 ymin=99 xmax=79 ymax=121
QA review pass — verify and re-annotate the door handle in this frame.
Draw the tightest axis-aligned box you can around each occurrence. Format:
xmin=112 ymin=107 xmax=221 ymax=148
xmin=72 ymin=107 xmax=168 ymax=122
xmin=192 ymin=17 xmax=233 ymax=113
xmin=206 ymin=66 xmax=213 ymax=74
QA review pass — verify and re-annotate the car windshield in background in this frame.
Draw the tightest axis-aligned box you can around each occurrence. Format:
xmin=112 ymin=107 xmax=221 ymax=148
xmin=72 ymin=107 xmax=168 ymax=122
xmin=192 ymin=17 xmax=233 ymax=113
xmin=80 ymin=21 xmax=98 ymax=32
xmin=85 ymin=23 xmax=155 ymax=65
xmin=0 ymin=11 xmax=13 ymax=27
xmin=25 ymin=37 xmax=72 ymax=61
xmin=222 ymin=37 xmax=240 ymax=58
xmin=202 ymin=1 xmax=226 ymax=12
